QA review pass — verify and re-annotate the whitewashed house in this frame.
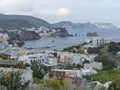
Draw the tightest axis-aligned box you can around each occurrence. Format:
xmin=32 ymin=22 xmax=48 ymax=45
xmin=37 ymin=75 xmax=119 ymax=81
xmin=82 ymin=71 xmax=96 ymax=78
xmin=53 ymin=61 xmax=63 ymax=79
xmin=10 ymin=47 xmax=21 ymax=59
xmin=59 ymin=52 xmax=97 ymax=65
xmin=47 ymin=57 xmax=57 ymax=66
xmin=81 ymin=68 xmax=97 ymax=76
xmin=84 ymin=37 xmax=112 ymax=47
xmin=84 ymin=62 xmax=102 ymax=70
xmin=18 ymin=52 xmax=58 ymax=66
xmin=59 ymin=52 xmax=85 ymax=65
xmin=18 ymin=53 xmax=49 ymax=65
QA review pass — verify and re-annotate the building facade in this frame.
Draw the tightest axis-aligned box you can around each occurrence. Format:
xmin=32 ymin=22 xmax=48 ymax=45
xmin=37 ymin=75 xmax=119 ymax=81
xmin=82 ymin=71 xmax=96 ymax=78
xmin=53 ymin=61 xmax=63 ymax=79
xmin=85 ymin=37 xmax=112 ymax=47
xmin=84 ymin=62 xmax=102 ymax=70
xmin=18 ymin=53 xmax=49 ymax=65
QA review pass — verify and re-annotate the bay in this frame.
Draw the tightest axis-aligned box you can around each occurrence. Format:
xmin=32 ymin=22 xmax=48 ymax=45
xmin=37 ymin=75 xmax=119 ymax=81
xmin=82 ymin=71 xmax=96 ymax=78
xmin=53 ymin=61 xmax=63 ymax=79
xmin=24 ymin=28 xmax=120 ymax=51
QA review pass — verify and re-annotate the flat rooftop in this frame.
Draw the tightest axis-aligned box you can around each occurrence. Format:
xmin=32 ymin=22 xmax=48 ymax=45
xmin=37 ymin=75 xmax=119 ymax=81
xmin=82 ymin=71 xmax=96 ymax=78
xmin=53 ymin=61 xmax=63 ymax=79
xmin=0 ymin=60 xmax=23 ymax=66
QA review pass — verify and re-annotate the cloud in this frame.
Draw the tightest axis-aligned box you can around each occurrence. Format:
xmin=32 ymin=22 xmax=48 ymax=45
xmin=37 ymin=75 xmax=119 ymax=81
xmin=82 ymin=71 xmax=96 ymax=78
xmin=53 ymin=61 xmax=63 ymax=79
xmin=56 ymin=8 xmax=70 ymax=16
xmin=73 ymin=0 xmax=120 ymax=8
xmin=40 ymin=10 xmax=51 ymax=15
xmin=0 ymin=0 xmax=120 ymax=25
xmin=37 ymin=8 xmax=71 ymax=16
xmin=101 ymin=0 xmax=120 ymax=8
xmin=0 ymin=0 xmax=33 ymax=13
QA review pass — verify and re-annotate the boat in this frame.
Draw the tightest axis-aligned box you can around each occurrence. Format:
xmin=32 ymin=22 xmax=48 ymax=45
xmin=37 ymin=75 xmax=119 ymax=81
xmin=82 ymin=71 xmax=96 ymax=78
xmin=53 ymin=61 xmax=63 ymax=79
xmin=87 ymin=32 xmax=98 ymax=37
xmin=51 ymin=40 xmax=55 ymax=43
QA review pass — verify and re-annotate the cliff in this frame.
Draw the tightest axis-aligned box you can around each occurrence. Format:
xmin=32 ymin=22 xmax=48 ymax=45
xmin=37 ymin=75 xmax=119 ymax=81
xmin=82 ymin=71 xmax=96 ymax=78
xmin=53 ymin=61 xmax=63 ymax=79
xmin=19 ymin=31 xmax=41 ymax=41
xmin=50 ymin=28 xmax=70 ymax=37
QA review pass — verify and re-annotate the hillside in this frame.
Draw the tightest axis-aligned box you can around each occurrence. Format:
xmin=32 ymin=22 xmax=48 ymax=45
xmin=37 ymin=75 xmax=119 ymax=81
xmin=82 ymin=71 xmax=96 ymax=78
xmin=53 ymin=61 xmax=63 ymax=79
xmin=0 ymin=14 xmax=50 ymax=41
xmin=0 ymin=19 xmax=35 ymax=30
xmin=0 ymin=14 xmax=51 ymax=29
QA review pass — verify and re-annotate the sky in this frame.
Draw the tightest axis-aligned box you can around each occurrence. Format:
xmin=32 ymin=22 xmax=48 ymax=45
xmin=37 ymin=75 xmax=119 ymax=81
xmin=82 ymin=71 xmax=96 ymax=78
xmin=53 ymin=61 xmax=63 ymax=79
xmin=0 ymin=0 xmax=120 ymax=25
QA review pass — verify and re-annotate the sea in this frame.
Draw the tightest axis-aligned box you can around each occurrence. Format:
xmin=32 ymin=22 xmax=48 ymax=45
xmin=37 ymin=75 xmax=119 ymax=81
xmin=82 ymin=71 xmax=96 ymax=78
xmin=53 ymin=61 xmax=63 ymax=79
xmin=24 ymin=28 xmax=120 ymax=51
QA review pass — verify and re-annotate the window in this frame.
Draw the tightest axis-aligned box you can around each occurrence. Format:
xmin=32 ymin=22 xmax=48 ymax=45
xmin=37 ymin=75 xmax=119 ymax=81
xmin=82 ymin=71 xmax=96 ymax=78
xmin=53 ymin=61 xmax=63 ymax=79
xmin=42 ymin=59 xmax=44 ymax=62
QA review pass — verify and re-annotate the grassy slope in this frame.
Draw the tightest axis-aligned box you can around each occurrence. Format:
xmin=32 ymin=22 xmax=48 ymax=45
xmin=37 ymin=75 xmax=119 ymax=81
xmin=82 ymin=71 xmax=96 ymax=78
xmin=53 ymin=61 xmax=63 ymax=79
xmin=84 ymin=70 xmax=120 ymax=83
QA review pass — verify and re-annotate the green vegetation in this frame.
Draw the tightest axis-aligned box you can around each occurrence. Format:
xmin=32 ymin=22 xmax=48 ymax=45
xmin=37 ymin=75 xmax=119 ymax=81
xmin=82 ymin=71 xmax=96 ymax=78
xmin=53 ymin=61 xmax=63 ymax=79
xmin=63 ymin=42 xmax=120 ymax=90
xmin=33 ymin=78 xmax=44 ymax=84
xmin=31 ymin=62 xmax=52 ymax=79
xmin=0 ymin=71 xmax=29 ymax=90
xmin=109 ymin=77 xmax=120 ymax=90
xmin=87 ymin=47 xmax=101 ymax=54
xmin=108 ymin=42 xmax=120 ymax=54
xmin=53 ymin=52 xmax=57 ymax=57
xmin=0 ymin=53 xmax=10 ymax=59
xmin=94 ymin=55 xmax=116 ymax=70
xmin=62 ymin=45 xmax=84 ymax=53
xmin=82 ymin=59 xmax=90 ymax=64
xmin=46 ymin=79 xmax=69 ymax=90
xmin=25 ymin=63 xmax=30 ymax=67
xmin=64 ymin=63 xmax=82 ymax=69
xmin=14 ymin=62 xmax=26 ymax=69
xmin=46 ymin=79 xmax=63 ymax=90
xmin=84 ymin=70 xmax=120 ymax=90
xmin=84 ymin=70 xmax=120 ymax=83
xmin=63 ymin=46 xmax=76 ymax=51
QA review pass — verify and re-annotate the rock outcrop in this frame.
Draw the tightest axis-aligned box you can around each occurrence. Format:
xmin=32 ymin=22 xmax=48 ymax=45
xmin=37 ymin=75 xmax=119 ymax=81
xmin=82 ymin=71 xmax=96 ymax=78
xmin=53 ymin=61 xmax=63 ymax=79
xmin=19 ymin=31 xmax=41 ymax=41
xmin=50 ymin=28 xmax=70 ymax=37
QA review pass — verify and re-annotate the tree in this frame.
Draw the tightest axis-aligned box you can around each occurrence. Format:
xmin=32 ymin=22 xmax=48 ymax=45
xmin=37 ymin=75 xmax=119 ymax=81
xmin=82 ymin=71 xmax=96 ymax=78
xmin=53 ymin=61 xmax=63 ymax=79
xmin=0 ymin=71 xmax=29 ymax=90
xmin=53 ymin=53 xmax=57 ymax=57
xmin=25 ymin=63 xmax=30 ymax=67
xmin=46 ymin=79 xmax=62 ymax=90
xmin=31 ymin=62 xmax=51 ymax=79
xmin=87 ymin=47 xmax=101 ymax=54
xmin=0 ymin=53 xmax=11 ymax=59
xmin=31 ymin=62 xmax=44 ymax=79
xmin=108 ymin=42 xmax=120 ymax=54
xmin=109 ymin=77 xmax=120 ymax=90
xmin=82 ymin=59 xmax=90 ymax=64
xmin=33 ymin=78 xmax=44 ymax=84
xmin=45 ymin=79 xmax=69 ymax=90
xmin=94 ymin=55 xmax=116 ymax=70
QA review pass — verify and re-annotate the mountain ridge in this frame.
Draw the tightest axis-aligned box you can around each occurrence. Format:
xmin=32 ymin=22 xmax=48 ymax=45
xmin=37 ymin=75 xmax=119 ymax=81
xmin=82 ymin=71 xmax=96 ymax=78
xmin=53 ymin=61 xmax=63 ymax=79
xmin=0 ymin=14 xmax=118 ymax=30
xmin=0 ymin=14 xmax=51 ymax=29
xmin=53 ymin=21 xmax=117 ymax=29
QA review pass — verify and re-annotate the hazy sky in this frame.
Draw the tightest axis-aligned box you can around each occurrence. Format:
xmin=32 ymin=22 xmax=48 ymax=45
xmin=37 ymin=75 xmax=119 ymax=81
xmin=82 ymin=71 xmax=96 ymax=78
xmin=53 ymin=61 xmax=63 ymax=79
xmin=0 ymin=0 xmax=120 ymax=25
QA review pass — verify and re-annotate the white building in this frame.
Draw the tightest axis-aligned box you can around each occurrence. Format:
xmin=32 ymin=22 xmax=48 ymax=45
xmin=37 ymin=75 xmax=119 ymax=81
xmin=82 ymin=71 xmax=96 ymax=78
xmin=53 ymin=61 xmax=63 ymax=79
xmin=47 ymin=57 xmax=57 ymax=66
xmin=59 ymin=52 xmax=85 ymax=65
xmin=18 ymin=52 xmax=58 ymax=66
xmin=81 ymin=68 xmax=97 ymax=76
xmin=59 ymin=52 xmax=97 ymax=65
xmin=10 ymin=47 xmax=21 ymax=59
xmin=18 ymin=53 xmax=49 ymax=65
xmin=84 ymin=62 xmax=102 ymax=70
xmin=46 ymin=68 xmax=97 ymax=78
xmin=0 ymin=42 xmax=9 ymax=50
xmin=85 ymin=37 xmax=112 ymax=47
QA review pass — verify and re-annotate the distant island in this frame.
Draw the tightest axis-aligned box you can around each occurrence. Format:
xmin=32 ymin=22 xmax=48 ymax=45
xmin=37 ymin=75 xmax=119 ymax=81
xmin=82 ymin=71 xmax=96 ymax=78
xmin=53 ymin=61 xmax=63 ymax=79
xmin=53 ymin=21 xmax=118 ymax=29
